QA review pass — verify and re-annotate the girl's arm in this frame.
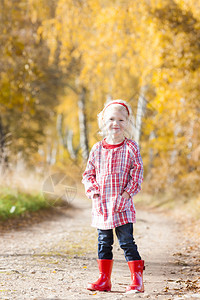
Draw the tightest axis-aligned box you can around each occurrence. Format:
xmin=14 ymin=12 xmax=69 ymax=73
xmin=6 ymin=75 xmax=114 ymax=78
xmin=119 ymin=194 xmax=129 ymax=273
xmin=123 ymin=144 xmax=143 ymax=197
xmin=82 ymin=147 xmax=100 ymax=199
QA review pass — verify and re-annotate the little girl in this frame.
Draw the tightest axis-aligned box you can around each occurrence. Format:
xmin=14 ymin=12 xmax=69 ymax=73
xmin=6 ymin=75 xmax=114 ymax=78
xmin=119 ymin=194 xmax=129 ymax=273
xmin=82 ymin=99 xmax=144 ymax=293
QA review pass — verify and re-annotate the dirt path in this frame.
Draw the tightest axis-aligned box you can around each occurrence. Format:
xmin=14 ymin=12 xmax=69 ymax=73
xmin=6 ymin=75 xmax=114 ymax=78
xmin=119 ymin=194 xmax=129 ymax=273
xmin=0 ymin=193 xmax=200 ymax=300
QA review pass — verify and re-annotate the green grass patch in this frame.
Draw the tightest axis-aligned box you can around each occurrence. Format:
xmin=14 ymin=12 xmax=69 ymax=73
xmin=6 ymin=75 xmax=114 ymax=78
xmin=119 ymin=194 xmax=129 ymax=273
xmin=0 ymin=186 xmax=56 ymax=220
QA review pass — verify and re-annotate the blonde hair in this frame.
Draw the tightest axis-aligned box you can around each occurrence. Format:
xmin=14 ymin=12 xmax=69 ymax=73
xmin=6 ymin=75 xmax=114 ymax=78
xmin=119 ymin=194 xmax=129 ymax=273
xmin=97 ymin=99 xmax=136 ymax=139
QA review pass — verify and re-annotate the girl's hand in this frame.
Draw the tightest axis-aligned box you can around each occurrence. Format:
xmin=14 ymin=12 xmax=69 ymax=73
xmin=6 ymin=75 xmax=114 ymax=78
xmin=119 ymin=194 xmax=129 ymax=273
xmin=93 ymin=194 xmax=100 ymax=199
xmin=121 ymin=191 xmax=130 ymax=199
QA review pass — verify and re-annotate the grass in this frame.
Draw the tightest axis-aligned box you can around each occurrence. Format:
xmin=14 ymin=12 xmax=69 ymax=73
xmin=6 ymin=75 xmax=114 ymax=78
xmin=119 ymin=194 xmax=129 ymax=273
xmin=0 ymin=186 xmax=56 ymax=220
xmin=135 ymin=192 xmax=200 ymax=241
xmin=37 ymin=227 xmax=98 ymax=258
xmin=134 ymin=192 xmax=177 ymax=210
xmin=135 ymin=192 xmax=200 ymax=217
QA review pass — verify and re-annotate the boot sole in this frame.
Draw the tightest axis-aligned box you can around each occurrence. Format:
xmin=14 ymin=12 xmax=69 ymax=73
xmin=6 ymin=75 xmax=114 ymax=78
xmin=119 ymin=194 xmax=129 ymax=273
xmin=126 ymin=288 xmax=144 ymax=293
xmin=87 ymin=286 xmax=111 ymax=292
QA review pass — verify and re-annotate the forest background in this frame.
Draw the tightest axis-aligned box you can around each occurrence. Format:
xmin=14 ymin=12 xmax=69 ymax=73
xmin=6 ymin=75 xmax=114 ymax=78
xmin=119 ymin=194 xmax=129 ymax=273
xmin=0 ymin=0 xmax=200 ymax=218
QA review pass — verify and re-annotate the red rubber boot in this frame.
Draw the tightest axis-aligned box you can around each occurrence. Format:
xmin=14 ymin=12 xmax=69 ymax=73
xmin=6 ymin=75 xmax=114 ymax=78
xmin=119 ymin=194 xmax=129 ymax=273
xmin=87 ymin=259 xmax=113 ymax=292
xmin=126 ymin=260 xmax=145 ymax=293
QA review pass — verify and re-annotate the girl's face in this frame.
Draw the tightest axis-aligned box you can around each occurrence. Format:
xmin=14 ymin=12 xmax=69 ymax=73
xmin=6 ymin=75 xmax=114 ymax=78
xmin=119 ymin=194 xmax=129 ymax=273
xmin=103 ymin=106 xmax=128 ymax=138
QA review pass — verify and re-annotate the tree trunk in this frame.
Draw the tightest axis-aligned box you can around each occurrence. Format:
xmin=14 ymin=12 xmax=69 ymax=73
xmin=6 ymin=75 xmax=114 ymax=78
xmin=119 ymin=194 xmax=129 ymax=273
xmin=148 ymin=130 xmax=155 ymax=175
xmin=135 ymin=86 xmax=147 ymax=145
xmin=65 ymin=129 xmax=77 ymax=160
xmin=78 ymin=86 xmax=89 ymax=162
xmin=56 ymin=113 xmax=78 ymax=160
xmin=0 ymin=116 xmax=9 ymax=174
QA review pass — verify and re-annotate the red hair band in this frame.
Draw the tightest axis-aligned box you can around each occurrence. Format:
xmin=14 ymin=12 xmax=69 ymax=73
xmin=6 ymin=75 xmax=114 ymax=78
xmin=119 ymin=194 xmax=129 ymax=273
xmin=104 ymin=101 xmax=130 ymax=115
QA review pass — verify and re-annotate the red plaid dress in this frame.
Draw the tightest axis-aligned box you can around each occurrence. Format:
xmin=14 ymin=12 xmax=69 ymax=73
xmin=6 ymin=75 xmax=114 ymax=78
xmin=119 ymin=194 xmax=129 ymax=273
xmin=82 ymin=138 xmax=143 ymax=229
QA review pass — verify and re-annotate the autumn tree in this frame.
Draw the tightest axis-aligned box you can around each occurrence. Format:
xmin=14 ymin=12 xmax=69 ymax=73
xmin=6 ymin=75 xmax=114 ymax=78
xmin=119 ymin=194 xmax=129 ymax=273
xmin=0 ymin=0 xmax=64 ymax=170
xmin=1 ymin=0 xmax=199 ymax=197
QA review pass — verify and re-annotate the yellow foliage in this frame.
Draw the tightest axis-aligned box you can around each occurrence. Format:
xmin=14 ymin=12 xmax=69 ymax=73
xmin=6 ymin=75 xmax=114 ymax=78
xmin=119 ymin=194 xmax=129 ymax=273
xmin=10 ymin=0 xmax=199 ymax=196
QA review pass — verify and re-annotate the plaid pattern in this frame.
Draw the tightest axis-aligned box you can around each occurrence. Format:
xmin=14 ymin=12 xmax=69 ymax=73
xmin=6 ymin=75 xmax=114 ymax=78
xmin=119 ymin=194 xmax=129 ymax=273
xmin=82 ymin=138 xmax=143 ymax=229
